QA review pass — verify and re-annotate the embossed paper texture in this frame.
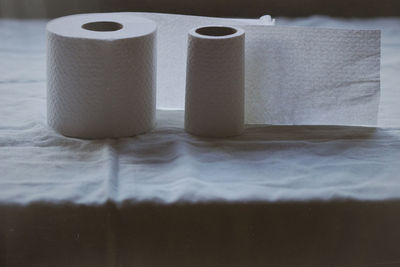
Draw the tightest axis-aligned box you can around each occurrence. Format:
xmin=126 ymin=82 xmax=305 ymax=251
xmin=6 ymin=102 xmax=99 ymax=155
xmin=243 ymin=25 xmax=381 ymax=125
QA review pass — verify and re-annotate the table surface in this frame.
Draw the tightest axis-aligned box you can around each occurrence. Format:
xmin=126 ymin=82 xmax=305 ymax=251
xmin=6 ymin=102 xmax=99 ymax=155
xmin=1 ymin=16 xmax=400 ymax=205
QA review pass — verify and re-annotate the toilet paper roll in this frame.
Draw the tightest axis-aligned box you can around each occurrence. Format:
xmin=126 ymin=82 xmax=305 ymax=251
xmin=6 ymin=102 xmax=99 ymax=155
xmin=47 ymin=13 xmax=157 ymax=138
xmin=184 ymin=26 xmax=245 ymax=137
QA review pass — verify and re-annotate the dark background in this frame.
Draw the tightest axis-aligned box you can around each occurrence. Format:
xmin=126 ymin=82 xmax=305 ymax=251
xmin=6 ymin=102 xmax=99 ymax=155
xmin=0 ymin=0 xmax=399 ymax=18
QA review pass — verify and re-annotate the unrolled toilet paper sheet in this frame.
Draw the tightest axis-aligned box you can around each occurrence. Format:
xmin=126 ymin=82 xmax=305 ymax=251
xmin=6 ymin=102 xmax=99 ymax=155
xmin=131 ymin=13 xmax=380 ymax=126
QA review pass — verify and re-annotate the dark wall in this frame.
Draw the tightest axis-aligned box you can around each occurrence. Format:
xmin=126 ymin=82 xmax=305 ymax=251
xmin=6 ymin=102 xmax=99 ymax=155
xmin=0 ymin=0 xmax=399 ymax=18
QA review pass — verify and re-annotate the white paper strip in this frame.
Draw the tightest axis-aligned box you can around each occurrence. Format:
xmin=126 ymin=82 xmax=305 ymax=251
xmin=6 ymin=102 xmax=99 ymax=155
xmin=131 ymin=13 xmax=380 ymax=126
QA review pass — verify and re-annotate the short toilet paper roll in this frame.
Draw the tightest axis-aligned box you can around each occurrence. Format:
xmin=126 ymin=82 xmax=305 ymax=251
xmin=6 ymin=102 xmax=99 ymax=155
xmin=185 ymin=26 xmax=245 ymax=137
xmin=47 ymin=13 xmax=156 ymax=138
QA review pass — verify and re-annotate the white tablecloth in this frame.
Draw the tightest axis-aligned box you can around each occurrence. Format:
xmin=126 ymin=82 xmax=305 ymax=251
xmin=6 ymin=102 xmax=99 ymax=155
xmin=1 ymin=16 xmax=400 ymax=266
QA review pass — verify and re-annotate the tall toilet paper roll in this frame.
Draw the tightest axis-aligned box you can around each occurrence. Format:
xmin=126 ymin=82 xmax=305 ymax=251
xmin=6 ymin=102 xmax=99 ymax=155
xmin=47 ymin=13 xmax=156 ymax=138
xmin=184 ymin=26 xmax=245 ymax=137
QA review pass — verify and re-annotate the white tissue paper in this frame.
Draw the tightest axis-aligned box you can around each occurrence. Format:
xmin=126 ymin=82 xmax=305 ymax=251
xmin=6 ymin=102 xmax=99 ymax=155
xmin=47 ymin=12 xmax=381 ymax=131
xmin=185 ymin=26 xmax=245 ymax=137
xmin=47 ymin=13 xmax=157 ymax=138
xmin=131 ymin=13 xmax=380 ymax=126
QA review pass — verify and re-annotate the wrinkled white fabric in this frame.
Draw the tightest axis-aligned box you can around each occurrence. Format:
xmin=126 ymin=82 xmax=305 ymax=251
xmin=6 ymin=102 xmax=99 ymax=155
xmin=0 ymin=16 xmax=400 ymax=205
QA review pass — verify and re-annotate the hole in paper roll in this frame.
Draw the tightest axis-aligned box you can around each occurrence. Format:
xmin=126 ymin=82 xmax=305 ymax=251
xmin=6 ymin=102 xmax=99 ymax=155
xmin=82 ymin=21 xmax=123 ymax=32
xmin=195 ymin=26 xmax=237 ymax=36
